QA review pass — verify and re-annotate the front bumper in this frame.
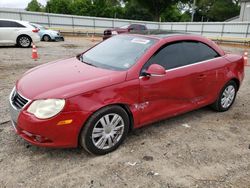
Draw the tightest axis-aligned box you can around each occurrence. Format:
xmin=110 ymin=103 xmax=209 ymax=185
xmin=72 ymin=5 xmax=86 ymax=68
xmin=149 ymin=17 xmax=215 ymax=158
xmin=54 ymin=36 xmax=64 ymax=41
xmin=9 ymin=90 xmax=90 ymax=148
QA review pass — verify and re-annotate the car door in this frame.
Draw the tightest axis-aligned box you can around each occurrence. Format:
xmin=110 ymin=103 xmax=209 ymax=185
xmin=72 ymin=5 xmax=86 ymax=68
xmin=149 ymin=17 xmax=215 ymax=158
xmin=138 ymin=25 xmax=147 ymax=34
xmin=0 ymin=20 xmax=24 ymax=44
xmin=138 ymin=41 xmax=218 ymax=125
xmin=0 ymin=20 xmax=10 ymax=44
xmin=178 ymin=41 xmax=222 ymax=105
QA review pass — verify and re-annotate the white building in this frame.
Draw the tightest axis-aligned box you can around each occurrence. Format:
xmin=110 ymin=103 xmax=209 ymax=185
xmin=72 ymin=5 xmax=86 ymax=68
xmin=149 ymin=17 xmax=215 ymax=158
xmin=227 ymin=0 xmax=250 ymax=22
xmin=240 ymin=0 xmax=250 ymax=21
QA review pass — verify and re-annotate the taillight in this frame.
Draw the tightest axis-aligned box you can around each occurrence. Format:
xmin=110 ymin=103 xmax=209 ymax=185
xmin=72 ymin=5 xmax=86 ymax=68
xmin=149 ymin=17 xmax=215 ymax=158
xmin=32 ymin=28 xmax=39 ymax=33
xmin=244 ymin=51 xmax=248 ymax=66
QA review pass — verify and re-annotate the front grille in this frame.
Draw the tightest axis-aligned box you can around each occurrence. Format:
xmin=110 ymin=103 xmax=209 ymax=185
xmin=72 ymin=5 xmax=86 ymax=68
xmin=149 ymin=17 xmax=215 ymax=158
xmin=11 ymin=91 xmax=28 ymax=109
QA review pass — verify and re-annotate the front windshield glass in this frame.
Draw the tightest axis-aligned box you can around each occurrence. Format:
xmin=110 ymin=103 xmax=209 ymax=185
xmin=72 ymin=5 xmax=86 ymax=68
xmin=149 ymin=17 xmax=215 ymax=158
xmin=120 ymin=24 xmax=129 ymax=29
xmin=38 ymin=25 xmax=45 ymax=30
xmin=80 ymin=35 xmax=157 ymax=71
xmin=32 ymin=24 xmax=45 ymax=30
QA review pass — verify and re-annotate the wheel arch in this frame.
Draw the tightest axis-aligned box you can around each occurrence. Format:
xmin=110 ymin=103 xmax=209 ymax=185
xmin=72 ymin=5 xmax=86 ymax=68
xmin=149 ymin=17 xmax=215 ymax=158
xmin=211 ymin=78 xmax=239 ymax=111
xmin=231 ymin=78 xmax=240 ymax=91
xmin=77 ymin=103 xmax=135 ymax=146
xmin=217 ymin=77 xmax=240 ymax=98
xmin=115 ymin=103 xmax=134 ymax=131
xmin=87 ymin=103 xmax=134 ymax=131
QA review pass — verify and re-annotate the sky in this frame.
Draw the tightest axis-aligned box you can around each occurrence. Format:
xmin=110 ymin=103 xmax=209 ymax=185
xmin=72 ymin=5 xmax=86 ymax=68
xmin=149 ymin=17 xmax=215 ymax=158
xmin=0 ymin=0 xmax=47 ymax=9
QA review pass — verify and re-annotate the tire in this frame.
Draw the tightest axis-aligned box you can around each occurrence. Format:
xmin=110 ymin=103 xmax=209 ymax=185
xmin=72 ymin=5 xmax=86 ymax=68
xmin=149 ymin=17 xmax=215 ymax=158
xmin=80 ymin=105 xmax=130 ymax=155
xmin=211 ymin=80 xmax=238 ymax=112
xmin=43 ymin=35 xmax=51 ymax=42
xmin=17 ymin=35 xmax=32 ymax=48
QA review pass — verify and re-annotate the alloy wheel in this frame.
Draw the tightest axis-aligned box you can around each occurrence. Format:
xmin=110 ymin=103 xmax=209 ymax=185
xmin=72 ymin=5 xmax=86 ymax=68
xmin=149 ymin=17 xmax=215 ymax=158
xmin=221 ymin=85 xmax=236 ymax=108
xmin=19 ymin=36 xmax=30 ymax=47
xmin=91 ymin=113 xmax=125 ymax=150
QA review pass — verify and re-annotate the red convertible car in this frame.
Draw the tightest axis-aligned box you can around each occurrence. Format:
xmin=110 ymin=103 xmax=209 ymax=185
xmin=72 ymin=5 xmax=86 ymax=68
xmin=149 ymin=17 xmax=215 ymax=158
xmin=9 ymin=34 xmax=244 ymax=155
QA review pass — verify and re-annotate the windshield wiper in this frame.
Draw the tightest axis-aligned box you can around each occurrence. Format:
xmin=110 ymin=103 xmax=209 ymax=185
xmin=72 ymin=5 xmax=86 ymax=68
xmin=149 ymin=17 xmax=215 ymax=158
xmin=79 ymin=56 xmax=97 ymax=67
xmin=82 ymin=61 xmax=97 ymax=67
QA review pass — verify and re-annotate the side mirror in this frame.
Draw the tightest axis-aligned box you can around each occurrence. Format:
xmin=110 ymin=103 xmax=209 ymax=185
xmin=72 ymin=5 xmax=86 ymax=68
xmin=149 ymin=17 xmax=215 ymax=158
xmin=143 ymin=64 xmax=166 ymax=77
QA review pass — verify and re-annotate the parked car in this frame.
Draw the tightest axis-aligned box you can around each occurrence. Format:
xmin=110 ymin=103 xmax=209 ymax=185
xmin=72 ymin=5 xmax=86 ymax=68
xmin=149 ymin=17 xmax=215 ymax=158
xmin=9 ymin=34 xmax=244 ymax=155
xmin=30 ymin=23 xmax=64 ymax=42
xmin=103 ymin=24 xmax=148 ymax=40
xmin=0 ymin=19 xmax=40 ymax=48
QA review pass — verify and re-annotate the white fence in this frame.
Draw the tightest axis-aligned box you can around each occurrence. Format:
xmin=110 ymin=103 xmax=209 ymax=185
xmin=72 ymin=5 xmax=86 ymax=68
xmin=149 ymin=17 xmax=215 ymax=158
xmin=0 ymin=8 xmax=250 ymax=39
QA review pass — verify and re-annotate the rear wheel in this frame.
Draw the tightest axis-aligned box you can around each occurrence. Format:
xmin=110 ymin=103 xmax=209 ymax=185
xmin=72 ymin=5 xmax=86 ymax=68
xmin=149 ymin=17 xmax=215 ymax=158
xmin=80 ymin=105 xmax=129 ymax=155
xmin=17 ymin=35 xmax=32 ymax=48
xmin=211 ymin=80 xmax=237 ymax=112
xmin=43 ymin=35 xmax=51 ymax=42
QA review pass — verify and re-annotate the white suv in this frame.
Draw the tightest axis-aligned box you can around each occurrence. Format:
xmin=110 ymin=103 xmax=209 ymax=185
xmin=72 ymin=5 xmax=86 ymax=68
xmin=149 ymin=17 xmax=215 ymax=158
xmin=0 ymin=19 xmax=40 ymax=48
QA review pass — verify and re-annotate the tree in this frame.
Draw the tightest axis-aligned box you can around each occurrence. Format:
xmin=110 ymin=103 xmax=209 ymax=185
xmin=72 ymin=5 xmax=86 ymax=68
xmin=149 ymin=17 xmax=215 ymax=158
xmin=90 ymin=0 xmax=124 ymax=18
xmin=134 ymin=0 xmax=187 ymax=21
xmin=161 ymin=4 xmax=182 ymax=22
xmin=45 ymin=0 xmax=73 ymax=14
xmin=123 ymin=0 xmax=153 ymax=21
xmin=70 ymin=0 xmax=93 ymax=16
xmin=207 ymin=0 xmax=240 ymax=21
xmin=180 ymin=11 xmax=191 ymax=22
xmin=29 ymin=0 xmax=193 ymax=22
xmin=45 ymin=0 xmax=123 ymax=18
xmin=26 ymin=0 xmax=43 ymax=12
xmin=194 ymin=0 xmax=240 ymax=21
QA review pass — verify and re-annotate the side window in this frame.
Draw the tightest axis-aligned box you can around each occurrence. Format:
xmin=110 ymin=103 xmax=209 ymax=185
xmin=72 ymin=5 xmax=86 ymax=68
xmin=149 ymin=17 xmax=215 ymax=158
xmin=197 ymin=42 xmax=220 ymax=61
xmin=181 ymin=41 xmax=220 ymax=65
xmin=129 ymin=24 xmax=137 ymax=30
xmin=142 ymin=42 xmax=184 ymax=71
xmin=0 ymin=20 xmax=25 ymax=27
xmin=138 ymin=25 xmax=146 ymax=30
xmin=0 ymin=20 xmax=9 ymax=27
xmin=141 ymin=40 xmax=220 ymax=74
xmin=10 ymin=21 xmax=25 ymax=27
xmin=181 ymin=42 xmax=201 ymax=65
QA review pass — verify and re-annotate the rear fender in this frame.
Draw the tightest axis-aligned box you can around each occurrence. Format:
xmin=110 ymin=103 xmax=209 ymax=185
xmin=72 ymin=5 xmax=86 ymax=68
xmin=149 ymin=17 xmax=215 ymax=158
xmin=223 ymin=54 xmax=245 ymax=86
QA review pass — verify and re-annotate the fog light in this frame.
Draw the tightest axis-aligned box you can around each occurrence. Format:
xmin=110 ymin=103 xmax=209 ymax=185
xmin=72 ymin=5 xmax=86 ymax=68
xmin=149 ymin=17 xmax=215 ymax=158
xmin=34 ymin=135 xmax=51 ymax=143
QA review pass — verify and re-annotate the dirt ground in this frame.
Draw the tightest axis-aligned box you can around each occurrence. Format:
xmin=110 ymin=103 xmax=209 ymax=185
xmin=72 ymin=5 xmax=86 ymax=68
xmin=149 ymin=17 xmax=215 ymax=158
xmin=0 ymin=37 xmax=249 ymax=188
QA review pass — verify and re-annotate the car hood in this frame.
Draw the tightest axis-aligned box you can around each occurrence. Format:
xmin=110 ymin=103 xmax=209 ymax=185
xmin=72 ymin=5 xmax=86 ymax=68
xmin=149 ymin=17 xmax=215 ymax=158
xmin=16 ymin=57 xmax=127 ymax=100
xmin=105 ymin=28 xmax=128 ymax=33
xmin=48 ymin=30 xmax=59 ymax=34
xmin=39 ymin=29 xmax=58 ymax=35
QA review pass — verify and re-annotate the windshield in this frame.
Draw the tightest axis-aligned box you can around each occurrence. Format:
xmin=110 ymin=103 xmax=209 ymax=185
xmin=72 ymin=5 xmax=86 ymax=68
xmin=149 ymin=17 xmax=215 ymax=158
xmin=32 ymin=24 xmax=45 ymax=30
xmin=80 ymin=35 xmax=157 ymax=71
xmin=120 ymin=24 xmax=130 ymax=29
xmin=39 ymin=26 xmax=46 ymax=30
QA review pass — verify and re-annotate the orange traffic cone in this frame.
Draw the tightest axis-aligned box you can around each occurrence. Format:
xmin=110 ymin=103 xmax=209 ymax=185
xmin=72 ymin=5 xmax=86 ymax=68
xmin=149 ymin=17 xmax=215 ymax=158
xmin=244 ymin=51 xmax=249 ymax=67
xmin=32 ymin=43 xmax=38 ymax=60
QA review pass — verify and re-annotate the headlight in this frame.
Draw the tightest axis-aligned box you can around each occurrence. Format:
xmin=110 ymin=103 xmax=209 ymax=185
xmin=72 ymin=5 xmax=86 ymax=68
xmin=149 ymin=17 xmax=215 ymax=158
xmin=111 ymin=31 xmax=118 ymax=35
xmin=27 ymin=99 xmax=65 ymax=119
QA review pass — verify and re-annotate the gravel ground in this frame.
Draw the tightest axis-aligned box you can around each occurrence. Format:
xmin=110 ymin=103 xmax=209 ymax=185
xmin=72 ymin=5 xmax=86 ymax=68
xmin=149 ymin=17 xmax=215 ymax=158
xmin=0 ymin=37 xmax=249 ymax=188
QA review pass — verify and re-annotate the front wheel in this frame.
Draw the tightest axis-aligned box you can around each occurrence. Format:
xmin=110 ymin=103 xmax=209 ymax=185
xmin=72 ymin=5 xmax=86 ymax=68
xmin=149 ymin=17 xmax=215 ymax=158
xmin=43 ymin=35 xmax=51 ymax=42
xmin=211 ymin=80 xmax=238 ymax=112
xmin=80 ymin=105 xmax=129 ymax=155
